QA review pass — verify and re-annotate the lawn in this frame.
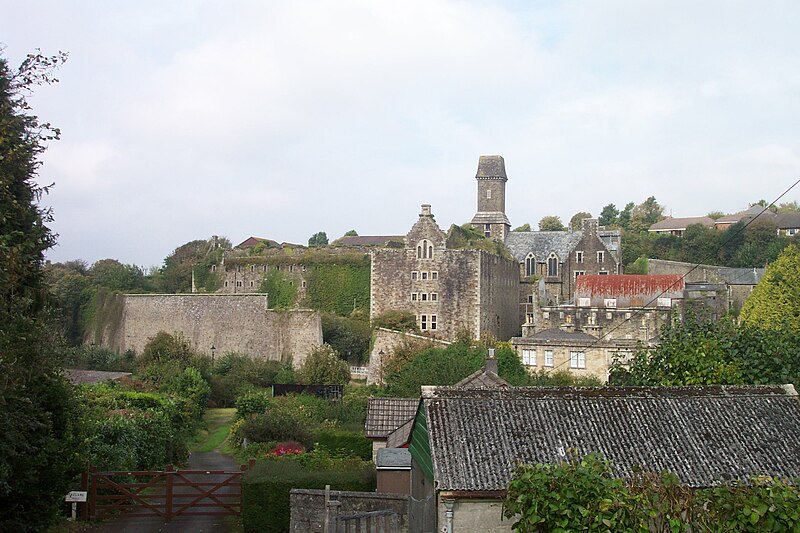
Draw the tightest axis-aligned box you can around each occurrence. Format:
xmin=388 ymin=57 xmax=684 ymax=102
xmin=189 ymin=408 xmax=237 ymax=453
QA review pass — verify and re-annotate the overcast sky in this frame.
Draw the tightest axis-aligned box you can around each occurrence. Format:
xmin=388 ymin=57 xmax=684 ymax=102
xmin=3 ymin=1 xmax=799 ymax=268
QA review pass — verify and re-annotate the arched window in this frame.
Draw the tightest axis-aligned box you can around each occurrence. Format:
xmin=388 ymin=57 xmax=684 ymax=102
xmin=417 ymin=240 xmax=433 ymax=259
xmin=547 ymin=254 xmax=559 ymax=277
xmin=525 ymin=253 xmax=535 ymax=277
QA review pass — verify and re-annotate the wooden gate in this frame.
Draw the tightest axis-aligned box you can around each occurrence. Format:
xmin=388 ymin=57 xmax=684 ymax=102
xmin=87 ymin=463 xmax=248 ymax=520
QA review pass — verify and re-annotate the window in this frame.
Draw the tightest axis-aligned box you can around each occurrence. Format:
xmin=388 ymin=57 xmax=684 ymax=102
xmin=421 ymin=293 xmax=428 ymax=301
xmin=431 ymin=271 xmax=438 ymax=280
xmin=236 ymin=281 xmax=243 ymax=287
xmin=224 ymin=281 xmax=228 ymax=287
xmin=302 ymin=265 xmax=306 ymax=272
xmin=486 ymin=189 xmax=492 ymax=199
xmin=657 ymin=297 xmax=672 ymax=307
xmin=597 ymin=251 xmax=605 ymax=263
xmin=249 ymin=281 xmax=254 ymax=288
xmin=542 ymin=311 xmax=549 ymax=319
xmin=576 ymin=251 xmax=584 ymax=263
xmin=411 ymin=271 xmax=418 ymax=280
xmin=604 ymin=298 xmax=617 ymax=308
xmin=625 ymin=312 xmax=632 ymax=320
xmin=526 ymin=313 xmax=534 ymax=323
xmin=422 ymin=272 xmax=428 ymax=280
xmin=588 ymin=312 xmax=597 ymax=326
xmin=420 ymin=315 xmax=428 ymax=330
xmin=525 ymin=253 xmax=535 ymax=276
xmin=301 ymin=281 xmax=307 ymax=288
xmin=578 ymin=297 xmax=591 ymax=307
xmin=431 ymin=293 xmax=438 ymax=302
xmin=411 ymin=293 xmax=418 ymax=301
xmin=527 ymin=294 xmax=534 ymax=304
xmin=237 ymin=266 xmax=242 ymax=273
xmin=211 ymin=265 xmax=217 ymax=272
xmin=417 ymin=239 xmax=434 ymax=259
xmin=250 ymin=265 xmax=255 ymax=272
xmin=484 ymin=223 xmax=491 ymax=238
xmin=545 ymin=350 xmax=554 ymax=367
xmin=599 ymin=270 xmax=608 ymax=275
xmin=522 ymin=349 xmax=537 ymax=366
xmin=289 ymin=265 xmax=294 ymax=272
xmin=431 ymin=315 xmax=437 ymax=330
xmin=547 ymin=255 xmax=559 ymax=277
xmin=263 ymin=265 xmax=268 ymax=272
xmin=606 ymin=312 xmax=613 ymax=320
xmin=570 ymin=351 xmax=586 ymax=369
xmin=574 ymin=271 xmax=585 ymax=280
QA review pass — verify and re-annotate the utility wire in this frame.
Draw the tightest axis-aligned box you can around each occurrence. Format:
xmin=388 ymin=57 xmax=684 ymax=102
xmin=541 ymin=177 xmax=800 ymax=373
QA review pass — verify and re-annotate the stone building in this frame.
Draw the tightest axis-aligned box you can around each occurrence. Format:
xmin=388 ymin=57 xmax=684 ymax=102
xmin=370 ymin=204 xmax=520 ymax=341
xmin=469 ymin=155 xmax=511 ymax=243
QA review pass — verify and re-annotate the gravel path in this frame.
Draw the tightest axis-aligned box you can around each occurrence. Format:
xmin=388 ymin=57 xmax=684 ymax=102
xmin=88 ymin=452 xmax=241 ymax=533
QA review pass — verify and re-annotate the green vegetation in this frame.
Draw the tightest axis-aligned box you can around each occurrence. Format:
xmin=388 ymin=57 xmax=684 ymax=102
xmin=308 ymin=231 xmax=329 ymax=247
xmin=260 ymin=268 xmax=298 ymax=309
xmin=513 ymin=223 xmax=532 ymax=232
xmin=243 ymin=453 xmax=375 ymax=533
xmin=321 ymin=312 xmax=371 ymax=365
xmin=569 ymin=211 xmax=592 ymax=231
xmin=610 ymin=314 xmax=800 ymax=387
xmin=504 ymin=452 xmax=800 ymax=532
xmin=371 ymin=309 xmax=420 ymax=333
xmin=446 ymin=223 xmax=513 ymax=259
xmin=189 ymin=408 xmax=237 ymax=453
xmin=538 ymin=215 xmax=566 ymax=231
xmin=304 ymin=261 xmax=370 ymax=316
xmin=297 ymin=344 xmax=351 ymax=385
xmin=740 ymin=244 xmax=800 ymax=331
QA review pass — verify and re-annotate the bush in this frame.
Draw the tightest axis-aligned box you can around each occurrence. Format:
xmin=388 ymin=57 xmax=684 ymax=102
xmin=313 ymin=429 xmax=372 ymax=460
xmin=371 ymin=310 xmax=419 ymax=332
xmin=240 ymin=412 xmax=314 ymax=449
xmin=242 ymin=455 xmax=375 ymax=533
xmin=296 ymin=344 xmax=350 ymax=385
xmin=321 ymin=313 xmax=371 ymax=365
xmin=64 ymin=345 xmax=135 ymax=372
xmin=235 ymin=390 xmax=274 ymax=418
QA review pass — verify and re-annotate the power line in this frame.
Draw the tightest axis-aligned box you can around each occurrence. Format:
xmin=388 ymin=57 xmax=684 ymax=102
xmin=541 ymin=178 xmax=800 ymax=373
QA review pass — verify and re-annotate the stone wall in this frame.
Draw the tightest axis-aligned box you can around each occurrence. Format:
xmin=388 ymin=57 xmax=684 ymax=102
xmin=218 ymin=262 xmax=308 ymax=299
xmin=289 ymin=488 xmax=409 ymax=533
xmin=102 ymin=294 xmax=321 ymax=367
xmin=528 ymin=305 xmax=670 ymax=344
xmin=479 ymin=252 xmax=521 ymax=340
xmin=368 ymin=328 xmax=451 ymax=385
xmin=437 ymin=498 xmax=513 ymax=533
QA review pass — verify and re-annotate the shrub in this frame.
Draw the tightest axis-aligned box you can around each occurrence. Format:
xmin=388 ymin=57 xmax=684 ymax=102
xmin=313 ymin=429 xmax=372 ymax=460
xmin=240 ymin=412 xmax=314 ymax=449
xmin=371 ymin=310 xmax=419 ymax=332
xmin=242 ymin=456 xmax=375 ymax=533
xmin=296 ymin=344 xmax=350 ymax=385
xmin=321 ymin=313 xmax=371 ymax=365
xmin=235 ymin=390 xmax=274 ymax=419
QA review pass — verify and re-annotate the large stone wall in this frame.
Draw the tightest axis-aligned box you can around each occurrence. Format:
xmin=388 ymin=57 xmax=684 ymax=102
xmin=289 ymin=489 xmax=409 ymax=533
xmin=102 ymin=294 xmax=321 ymax=367
xmin=479 ymin=252 xmax=521 ymax=340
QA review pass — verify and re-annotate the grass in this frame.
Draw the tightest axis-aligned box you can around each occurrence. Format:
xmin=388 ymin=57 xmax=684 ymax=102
xmin=189 ymin=408 xmax=236 ymax=453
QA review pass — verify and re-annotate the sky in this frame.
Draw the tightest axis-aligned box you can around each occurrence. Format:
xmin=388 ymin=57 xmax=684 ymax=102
xmin=2 ymin=0 xmax=799 ymax=268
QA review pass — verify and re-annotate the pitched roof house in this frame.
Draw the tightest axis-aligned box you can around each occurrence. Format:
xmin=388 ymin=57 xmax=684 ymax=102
xmin=365 ymin=397 xmax=419 ymax=461
xmin=408 ymin=385 xmax=800 ymax=533
xmin=648 ymin=216 xmax=715 ymax=236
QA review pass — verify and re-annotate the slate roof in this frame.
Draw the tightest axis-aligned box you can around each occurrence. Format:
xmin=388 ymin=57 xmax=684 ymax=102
xmin=717 ymin=267 xmax=764 ymax=285
xmin=376 ymin=448 xmax=412 ymax=469
xmin=386 ymin=418 xmax=414 ymax=448
xmin=365 ymin=398 xmax=419 ymax=439
xmin=716 ymin=206 xmax=777 ymax=225
xmin=475 ymin=155 xmax=507 ymax=180
xmin=235 ymin=236 xmax=279 ymax=249
xmin=575 ymin=274 xmax=684 ymax=298
xmin=777 ymin=212 xmax=800 ymax=229
xmin=418 ymin=385 xmax=800 ymax=491
xmin=504 ymin=231 xmax=582 ymax=263
xmin=454 ymin=368 xmax=511 ymax=389
xmin=649 ymin=216 xmax=714 ymax=232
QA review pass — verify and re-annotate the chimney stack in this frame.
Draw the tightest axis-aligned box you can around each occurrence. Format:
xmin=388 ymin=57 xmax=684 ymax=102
xmin=420 ymin=204 xmax=432 ymax=217
xmin=485 ymin=348 xmax=499 ymax=375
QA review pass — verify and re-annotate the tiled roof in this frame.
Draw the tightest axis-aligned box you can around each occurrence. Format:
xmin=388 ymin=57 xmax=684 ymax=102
xmin=419 ymin=385 xmax=800 ymax=491
xmin=386 ymin=418 xmax=414 ymax=448
xmin=504 ymin=231 xmax=582 ymax=263
xmin=777 ymin=212 xmax=800 ymax=229
xmin=365 ymin=397 xmax=419 ymax=439
xmin=333 ymin=235 xmax=404 ymax=247
xmin=649 ymin=217 xmax=714 ymax=231
xmin=454 ymin=368 xmax=511 ymax=389
xmin=377 ymin=448 xmax=412 ymax=469
xmin=576 ymin=274 xmax=684 ymax=298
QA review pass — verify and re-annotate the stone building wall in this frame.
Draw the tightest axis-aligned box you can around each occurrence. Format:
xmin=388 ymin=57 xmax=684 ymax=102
xmin=289 ymin=489 xmax=409 ymax=533
xmin=529 ymin=305 xmax=670 ymax=344
xmin=562 ymin=220 xmax=619 ymax=300
xmin=478 ymin=252 xmax=521 ymax=340
xmin=103 ymin=294 xmax=321 ymax=367
xmin=217 ymin=262 xmax=308 ymax=299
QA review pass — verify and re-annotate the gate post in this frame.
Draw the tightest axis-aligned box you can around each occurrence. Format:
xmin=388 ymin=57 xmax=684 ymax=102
xmin=165 ymin=464 xmax=174 ymax=520
xmin=88 ymin=466 xmax=97 ymax=519
xmin=80 ymin=470 xmax=89 ymax=520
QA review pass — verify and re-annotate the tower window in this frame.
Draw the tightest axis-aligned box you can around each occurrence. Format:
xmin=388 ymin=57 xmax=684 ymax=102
xmin=486 ymin=189 xmax=492 ymax=199
xmin=417 ymin=239 xmax=434 ymax=259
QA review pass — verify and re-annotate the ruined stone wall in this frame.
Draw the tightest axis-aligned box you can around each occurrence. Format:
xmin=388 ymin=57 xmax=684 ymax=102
xmin=647 ymin=259 xmax=723 ymax=283
xmin=529 ymin=305 xmax=670 ymax=344
xmin=104 ymin=294 xmax=321 ymax=367
xmin=479 ymin=252 xmax=521 ymax=340
xmin=218 ymin=262 xmax=308 ymax=299
xmin=289 ymin=489 xmax=409 ymax=533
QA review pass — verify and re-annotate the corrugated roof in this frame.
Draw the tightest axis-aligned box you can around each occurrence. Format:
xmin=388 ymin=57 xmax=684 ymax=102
xmin=421 ymin=385 xmax=800 ymax=491
xmin=504 ymin=231 xmax=582 ymax=263
xmin=365 ymin=397 xmax=419 ymax=439
xmin=649 ymin=217 xmax=714 ymax=231
xmin=576 ymin=274 xmax=684 ymax=298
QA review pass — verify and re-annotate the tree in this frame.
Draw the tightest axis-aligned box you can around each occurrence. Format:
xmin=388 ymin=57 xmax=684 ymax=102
xmin=628 ymin=196 xmax=664 ymax=232
xmin=512 ymin=223 xmax=531 ymax=232
xmin=308 ymin=231 xmax=329 ymax=247
xmin=569 ymin=211 xmax=592 ymax=231
xmin=0 ymin=50 xmax=81 ymax=531
xmin=89 ymin=258 xmax=149 ymax=292
xmin=343 ymin=229 xmax=358 ymax=237
xmin=707 ymin=210 xmax=726 ymax=220
xmin=296 ymin=344 xmax=350 ymax=385
xmin=158 ymin=236 xmax=230 ymax=293
xmin=618 ymin=201 xmax=635 ymax=229
xmin=740 ymin=244 xmax=800 ymax=331
xmin=598 ymin=204 xmax=619 ymax=227
xmin=538 ymin=215 xmax=566 ymax=232
xmin=777 ymin=201 xmax=800 ymax=213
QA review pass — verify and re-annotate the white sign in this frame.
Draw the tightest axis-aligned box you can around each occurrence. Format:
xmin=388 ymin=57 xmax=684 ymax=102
xmin=65 ymin=491 xmax=87 ymax=502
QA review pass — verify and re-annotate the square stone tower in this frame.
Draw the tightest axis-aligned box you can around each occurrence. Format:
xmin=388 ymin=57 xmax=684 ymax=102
xmin=470 ymin=155 xmax=511 ymax=243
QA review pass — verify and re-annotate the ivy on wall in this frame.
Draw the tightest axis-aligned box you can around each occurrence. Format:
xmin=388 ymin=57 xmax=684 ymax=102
xmin=303 ymin=262 xmax=370 ymax=317
xmin=83 ymin=287 xmax=125 ymax=345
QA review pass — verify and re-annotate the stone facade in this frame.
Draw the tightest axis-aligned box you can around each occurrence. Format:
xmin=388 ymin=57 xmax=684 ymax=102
xmin=370 ymin=205 xmax=520 ymax=342
xmin=101 ymin=294 xmax=322 ymax=368
xmin=470 ymin=155 xmax=511 ymax=243
xmin=218 ymin=261 xmax=309 ymax=297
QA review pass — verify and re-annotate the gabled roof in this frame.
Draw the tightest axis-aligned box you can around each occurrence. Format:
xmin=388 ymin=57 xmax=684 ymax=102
xmin=236 ymin=236 xmax=279 ymax=249
xmin=575 ymin=274 xmax=684 ymax=299
xmin=454 ymin=368 xmax=510 ymax=389
xmin=386 ymin=418 xmax=414 ymax=448
xmin=504 ymin=231 xmax=582 ymax=263
xmin=365 ymin=397 xmax=419 ymax=439
xmin=416 ymin=385 xmax=800 ymax=492
xmin=716 ymin=206 xmax=777 ymax=225
xmin=648 ymin=216 xmax=714 ymax=232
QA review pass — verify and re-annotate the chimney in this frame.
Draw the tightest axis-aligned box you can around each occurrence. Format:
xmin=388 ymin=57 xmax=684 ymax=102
xmin=420 ymin=204 xmax=432 ymax=217
xmin=485 ymin=348 xmax=499 ymax=375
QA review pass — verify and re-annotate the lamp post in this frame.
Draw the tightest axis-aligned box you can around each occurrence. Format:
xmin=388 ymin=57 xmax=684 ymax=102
xmin=211 ymin=344 xmax=216 ymax=367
